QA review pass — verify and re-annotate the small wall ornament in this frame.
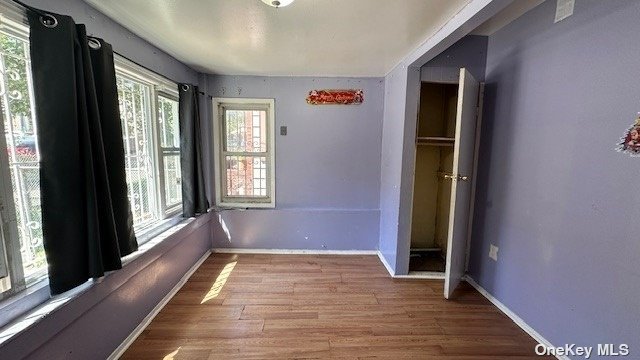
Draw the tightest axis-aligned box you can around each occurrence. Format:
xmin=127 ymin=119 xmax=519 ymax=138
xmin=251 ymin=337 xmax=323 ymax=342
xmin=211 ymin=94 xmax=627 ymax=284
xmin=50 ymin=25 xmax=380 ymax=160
xmin=617 ymin=113 xmax=640 ymax=156
xmin=306 ymin=89 xmax=364 ymax=105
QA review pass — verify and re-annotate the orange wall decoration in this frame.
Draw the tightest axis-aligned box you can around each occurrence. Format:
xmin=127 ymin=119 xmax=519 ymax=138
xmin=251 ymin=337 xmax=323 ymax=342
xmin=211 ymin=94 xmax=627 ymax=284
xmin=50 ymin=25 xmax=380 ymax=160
xmin=306 ymin=89 xmax=364 ymax=105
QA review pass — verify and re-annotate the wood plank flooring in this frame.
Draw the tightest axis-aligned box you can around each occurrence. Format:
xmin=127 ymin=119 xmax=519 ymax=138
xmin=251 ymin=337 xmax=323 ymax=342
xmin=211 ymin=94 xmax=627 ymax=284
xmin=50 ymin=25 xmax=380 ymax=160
xmin=122 ymin=254 xmax=547 ymax=359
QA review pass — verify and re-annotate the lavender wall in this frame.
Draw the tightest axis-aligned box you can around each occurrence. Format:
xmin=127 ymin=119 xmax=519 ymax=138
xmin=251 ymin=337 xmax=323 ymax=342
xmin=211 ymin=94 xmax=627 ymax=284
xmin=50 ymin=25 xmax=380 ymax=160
xmin=421 ymin=35 xmax=488 ymax=83
xmin=378 ymin=36 xmax=488 ymax=275
xmin=470 ymin=0 xmax=640 ymax=354
xmin=378 ymin=64 xmax=410 ymax=271
xmin=0 ymin=1 xmax=212 ymax=359
xmin=208 ymin=75 xmax=384 ymax=250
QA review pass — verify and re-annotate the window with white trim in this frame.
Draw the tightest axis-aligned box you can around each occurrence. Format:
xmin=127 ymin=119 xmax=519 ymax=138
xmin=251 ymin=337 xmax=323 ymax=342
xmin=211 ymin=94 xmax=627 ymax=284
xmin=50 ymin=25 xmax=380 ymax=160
xmin=157 ymin=94 xmax=182 ymax=211
xmin=0 ymin=13 xmax=183 ymax=303
xmin=0 ymin=15 xmax=45 ymax=298
xmin=114 ymin=58 xmax=182 ymax=234
xmin=213 ymin=98 xmax=275 ymax=208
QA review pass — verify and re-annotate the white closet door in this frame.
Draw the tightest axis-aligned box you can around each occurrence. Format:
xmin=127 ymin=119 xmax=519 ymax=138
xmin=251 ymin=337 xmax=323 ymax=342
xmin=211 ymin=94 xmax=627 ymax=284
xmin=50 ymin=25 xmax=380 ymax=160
xmin=444 ymin=68 xmax=479 ymax=299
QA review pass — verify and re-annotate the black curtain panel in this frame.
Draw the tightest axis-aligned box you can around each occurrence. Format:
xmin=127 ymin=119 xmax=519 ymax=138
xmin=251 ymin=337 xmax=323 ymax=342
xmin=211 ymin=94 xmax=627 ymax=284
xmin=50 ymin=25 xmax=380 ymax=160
xmin=179 ymin=84 xmax=209 ymax=217
xmin=27 ymin=8 xmax=137 ymax=294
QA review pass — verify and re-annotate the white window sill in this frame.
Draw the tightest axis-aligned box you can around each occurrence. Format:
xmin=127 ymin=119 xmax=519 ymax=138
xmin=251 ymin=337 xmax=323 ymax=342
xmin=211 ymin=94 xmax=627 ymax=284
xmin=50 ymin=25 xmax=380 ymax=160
xmin=0 ymin=216 xmax=192 ymax=347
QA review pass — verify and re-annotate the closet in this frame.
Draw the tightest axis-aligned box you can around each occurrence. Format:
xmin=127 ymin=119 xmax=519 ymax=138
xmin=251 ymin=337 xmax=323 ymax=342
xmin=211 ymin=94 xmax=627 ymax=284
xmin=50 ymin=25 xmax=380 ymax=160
xmin=409 ymin=82 xmax=458 ymax=273
xmin=407 ymin=68 xmax=481 ymax=299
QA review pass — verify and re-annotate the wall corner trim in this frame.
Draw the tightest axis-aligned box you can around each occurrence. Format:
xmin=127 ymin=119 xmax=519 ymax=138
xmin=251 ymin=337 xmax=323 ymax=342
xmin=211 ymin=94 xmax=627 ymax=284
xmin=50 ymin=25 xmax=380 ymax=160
xmin=377 ymin=251 xmax=396 ymax=277
xmin=107 ymin=250 xmax=212 ymax=360
xmin=464 ymin=276 xmax=569 ymax=360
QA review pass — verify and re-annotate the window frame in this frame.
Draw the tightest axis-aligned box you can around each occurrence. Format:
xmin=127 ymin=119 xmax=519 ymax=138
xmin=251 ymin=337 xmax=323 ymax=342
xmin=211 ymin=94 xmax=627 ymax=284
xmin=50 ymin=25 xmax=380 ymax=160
xmin=114 ymin=56 xmax=182 ymax=239
xmin=155 ymin=92 xmax=182 ymax=216
xmin=212 ymin=98 xmax=276 ymax=208
xmin=0 ymin=11 xmax=43 ymax=301
xmin=0 ymin=6 xmax=53 ymax=324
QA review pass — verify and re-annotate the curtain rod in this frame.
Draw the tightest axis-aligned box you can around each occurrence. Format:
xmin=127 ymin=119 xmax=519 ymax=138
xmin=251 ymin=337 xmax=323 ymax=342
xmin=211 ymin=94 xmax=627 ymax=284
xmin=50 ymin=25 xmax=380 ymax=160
xmin=10 ymin=0 xmax=210 ymax=98
xmin=113 ymin=51 xmax=209 ymax=97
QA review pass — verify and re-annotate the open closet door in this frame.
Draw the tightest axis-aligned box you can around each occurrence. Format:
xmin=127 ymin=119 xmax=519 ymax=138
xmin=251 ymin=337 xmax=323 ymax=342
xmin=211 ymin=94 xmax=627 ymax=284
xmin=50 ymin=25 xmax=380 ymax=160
xmin=444 ymin=68 xmax=479 ymax=299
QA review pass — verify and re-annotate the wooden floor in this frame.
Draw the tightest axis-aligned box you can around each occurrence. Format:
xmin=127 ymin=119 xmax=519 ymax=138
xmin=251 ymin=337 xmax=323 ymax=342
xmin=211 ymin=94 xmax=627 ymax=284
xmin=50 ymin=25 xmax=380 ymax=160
xmin=122 ymin=254 xmax=546 ymax=359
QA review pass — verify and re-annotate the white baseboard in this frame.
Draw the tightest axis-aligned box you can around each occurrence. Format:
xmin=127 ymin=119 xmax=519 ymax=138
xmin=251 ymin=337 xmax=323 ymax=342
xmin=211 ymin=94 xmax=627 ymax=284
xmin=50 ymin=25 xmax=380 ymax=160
xmin=376 ymin=251 xmax=444 ymax=279
xmin=107 ymin=250 xmax=211 ymax=360
xmin=464 ymin=276 xmax=568 ymax=360
xmin=398 ymin=272 xmax=445 ymax=279
xmin=377 ymin=251 xmax=396 ymax=276
xmin=212 ymin=248 xmax=378 ymax=255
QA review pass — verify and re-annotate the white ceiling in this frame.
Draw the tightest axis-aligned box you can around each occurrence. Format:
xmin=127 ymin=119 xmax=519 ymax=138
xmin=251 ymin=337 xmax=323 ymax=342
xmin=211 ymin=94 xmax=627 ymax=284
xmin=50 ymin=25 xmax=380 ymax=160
xmin=85 ymin=0 xmax=472 ymax=77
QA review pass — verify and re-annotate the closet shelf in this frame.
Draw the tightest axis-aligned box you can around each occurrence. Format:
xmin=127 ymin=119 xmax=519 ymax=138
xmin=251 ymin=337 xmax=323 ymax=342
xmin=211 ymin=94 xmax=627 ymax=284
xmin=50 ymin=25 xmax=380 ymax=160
xmin=417 ymin=136 xmax=455 ymax=146
xmin=417 ymin=137 xmax=455 ymax=141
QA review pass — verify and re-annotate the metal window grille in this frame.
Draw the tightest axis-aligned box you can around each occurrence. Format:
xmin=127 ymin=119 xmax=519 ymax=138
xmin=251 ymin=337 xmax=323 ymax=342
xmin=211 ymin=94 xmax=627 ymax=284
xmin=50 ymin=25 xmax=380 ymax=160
xmin=0 ymin=26 xmax=46 ymax=288
xmin=113 ymin=60 xmax=183 ymax=233
xmin=116 ymin=74 xmax=159 ymax=230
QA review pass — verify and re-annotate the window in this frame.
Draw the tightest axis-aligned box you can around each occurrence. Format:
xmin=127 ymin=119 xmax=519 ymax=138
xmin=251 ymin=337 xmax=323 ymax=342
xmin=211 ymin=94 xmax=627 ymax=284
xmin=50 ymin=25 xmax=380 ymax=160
xmin=116 ymin=74 xmax=158 ymax=228
xmin=114 ymin=57 xmax=182 ymax=235
xmin=157 ymin=95 xmax=182 ymax=211
xmin=0 ymin=5 xmax=184 ymax=326
xmin=0 ymin=21 xmax=184 ymax=302
xmin=0 ymin=16 xmax=46 ymax=298
xmin=213 ymin=98 xmax=275 ymax=208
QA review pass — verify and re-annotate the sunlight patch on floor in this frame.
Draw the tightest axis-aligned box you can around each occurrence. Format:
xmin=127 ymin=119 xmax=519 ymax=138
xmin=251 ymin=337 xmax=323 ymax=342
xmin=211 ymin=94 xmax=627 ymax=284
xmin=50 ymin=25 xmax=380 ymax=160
xmin=163 ymin=346 xmax=181 ymax=360
xmin=201 ymin=261 xmax=236 ymax=303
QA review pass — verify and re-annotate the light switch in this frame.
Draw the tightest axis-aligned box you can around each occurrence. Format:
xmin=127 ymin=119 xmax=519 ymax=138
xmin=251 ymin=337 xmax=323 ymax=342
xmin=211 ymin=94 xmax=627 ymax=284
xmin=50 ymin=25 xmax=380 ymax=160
xmin=489 ymin=244 xmax=499 ymax=262
xmin=280 ymin=126 xmax=287 ymax=136
xmin=554 ymin=0 xmax=574 ymax=23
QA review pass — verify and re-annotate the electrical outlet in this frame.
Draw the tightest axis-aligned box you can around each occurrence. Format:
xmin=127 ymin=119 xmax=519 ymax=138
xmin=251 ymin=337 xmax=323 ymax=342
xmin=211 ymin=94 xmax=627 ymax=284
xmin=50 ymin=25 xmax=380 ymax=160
xmin=489 ymin=244 xmax=499 ymax=261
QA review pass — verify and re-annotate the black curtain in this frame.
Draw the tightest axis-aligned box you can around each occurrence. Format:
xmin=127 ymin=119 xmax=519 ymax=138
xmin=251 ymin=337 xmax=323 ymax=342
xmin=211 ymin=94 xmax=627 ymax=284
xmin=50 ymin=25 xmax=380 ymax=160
xmin=27 ymin=8 xmax=137 ymax=295
xmin=179 ymin=84 xmax=209 ymax=217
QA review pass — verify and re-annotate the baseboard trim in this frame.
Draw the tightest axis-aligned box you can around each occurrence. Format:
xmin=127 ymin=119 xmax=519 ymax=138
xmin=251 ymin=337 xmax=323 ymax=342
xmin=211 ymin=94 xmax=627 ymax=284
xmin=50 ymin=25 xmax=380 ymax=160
xmin=107 ymin=250 xmax=211 ymax=360
xmin=464 ymin=276 xmax=568 ymax=360
xmin=212 ymin=248 xmax=378 ymax=255
xmin=376 ymin=251 xmax=445 ymax=279
xmin=377 ymin=251 xmax=396 ymax=276
xmin=398 ymin=271 xmax=445 ymax=280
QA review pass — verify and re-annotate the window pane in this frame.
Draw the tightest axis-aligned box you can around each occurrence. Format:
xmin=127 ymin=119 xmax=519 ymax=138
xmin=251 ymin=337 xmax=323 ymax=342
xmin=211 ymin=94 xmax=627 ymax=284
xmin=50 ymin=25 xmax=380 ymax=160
xmin=116 ymin=75 xmax=159 ymax=228
xmin=225 ymin=155 xmax=267 ymax=197
xmin=0 ymin=31 xmax=46 ymax=281
xmin=224 ymin=110 xmax=266 ymax=153
xmin=163 ymin=154 xmax=182 ymax=208
xmin=157 ymin=95 xmax=179 ymax=148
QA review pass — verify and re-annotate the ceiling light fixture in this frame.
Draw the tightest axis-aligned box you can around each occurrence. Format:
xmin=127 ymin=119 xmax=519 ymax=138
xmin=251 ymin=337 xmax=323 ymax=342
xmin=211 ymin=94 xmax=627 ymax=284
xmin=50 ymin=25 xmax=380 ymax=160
xmin=261 ymin=0 xmax=294 ymax=8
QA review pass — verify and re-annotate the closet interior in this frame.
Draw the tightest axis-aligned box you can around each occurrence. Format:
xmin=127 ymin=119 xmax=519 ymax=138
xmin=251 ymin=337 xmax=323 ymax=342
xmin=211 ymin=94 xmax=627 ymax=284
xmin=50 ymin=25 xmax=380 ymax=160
xmin=409 ymin=82 xmax=459 ymax=273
